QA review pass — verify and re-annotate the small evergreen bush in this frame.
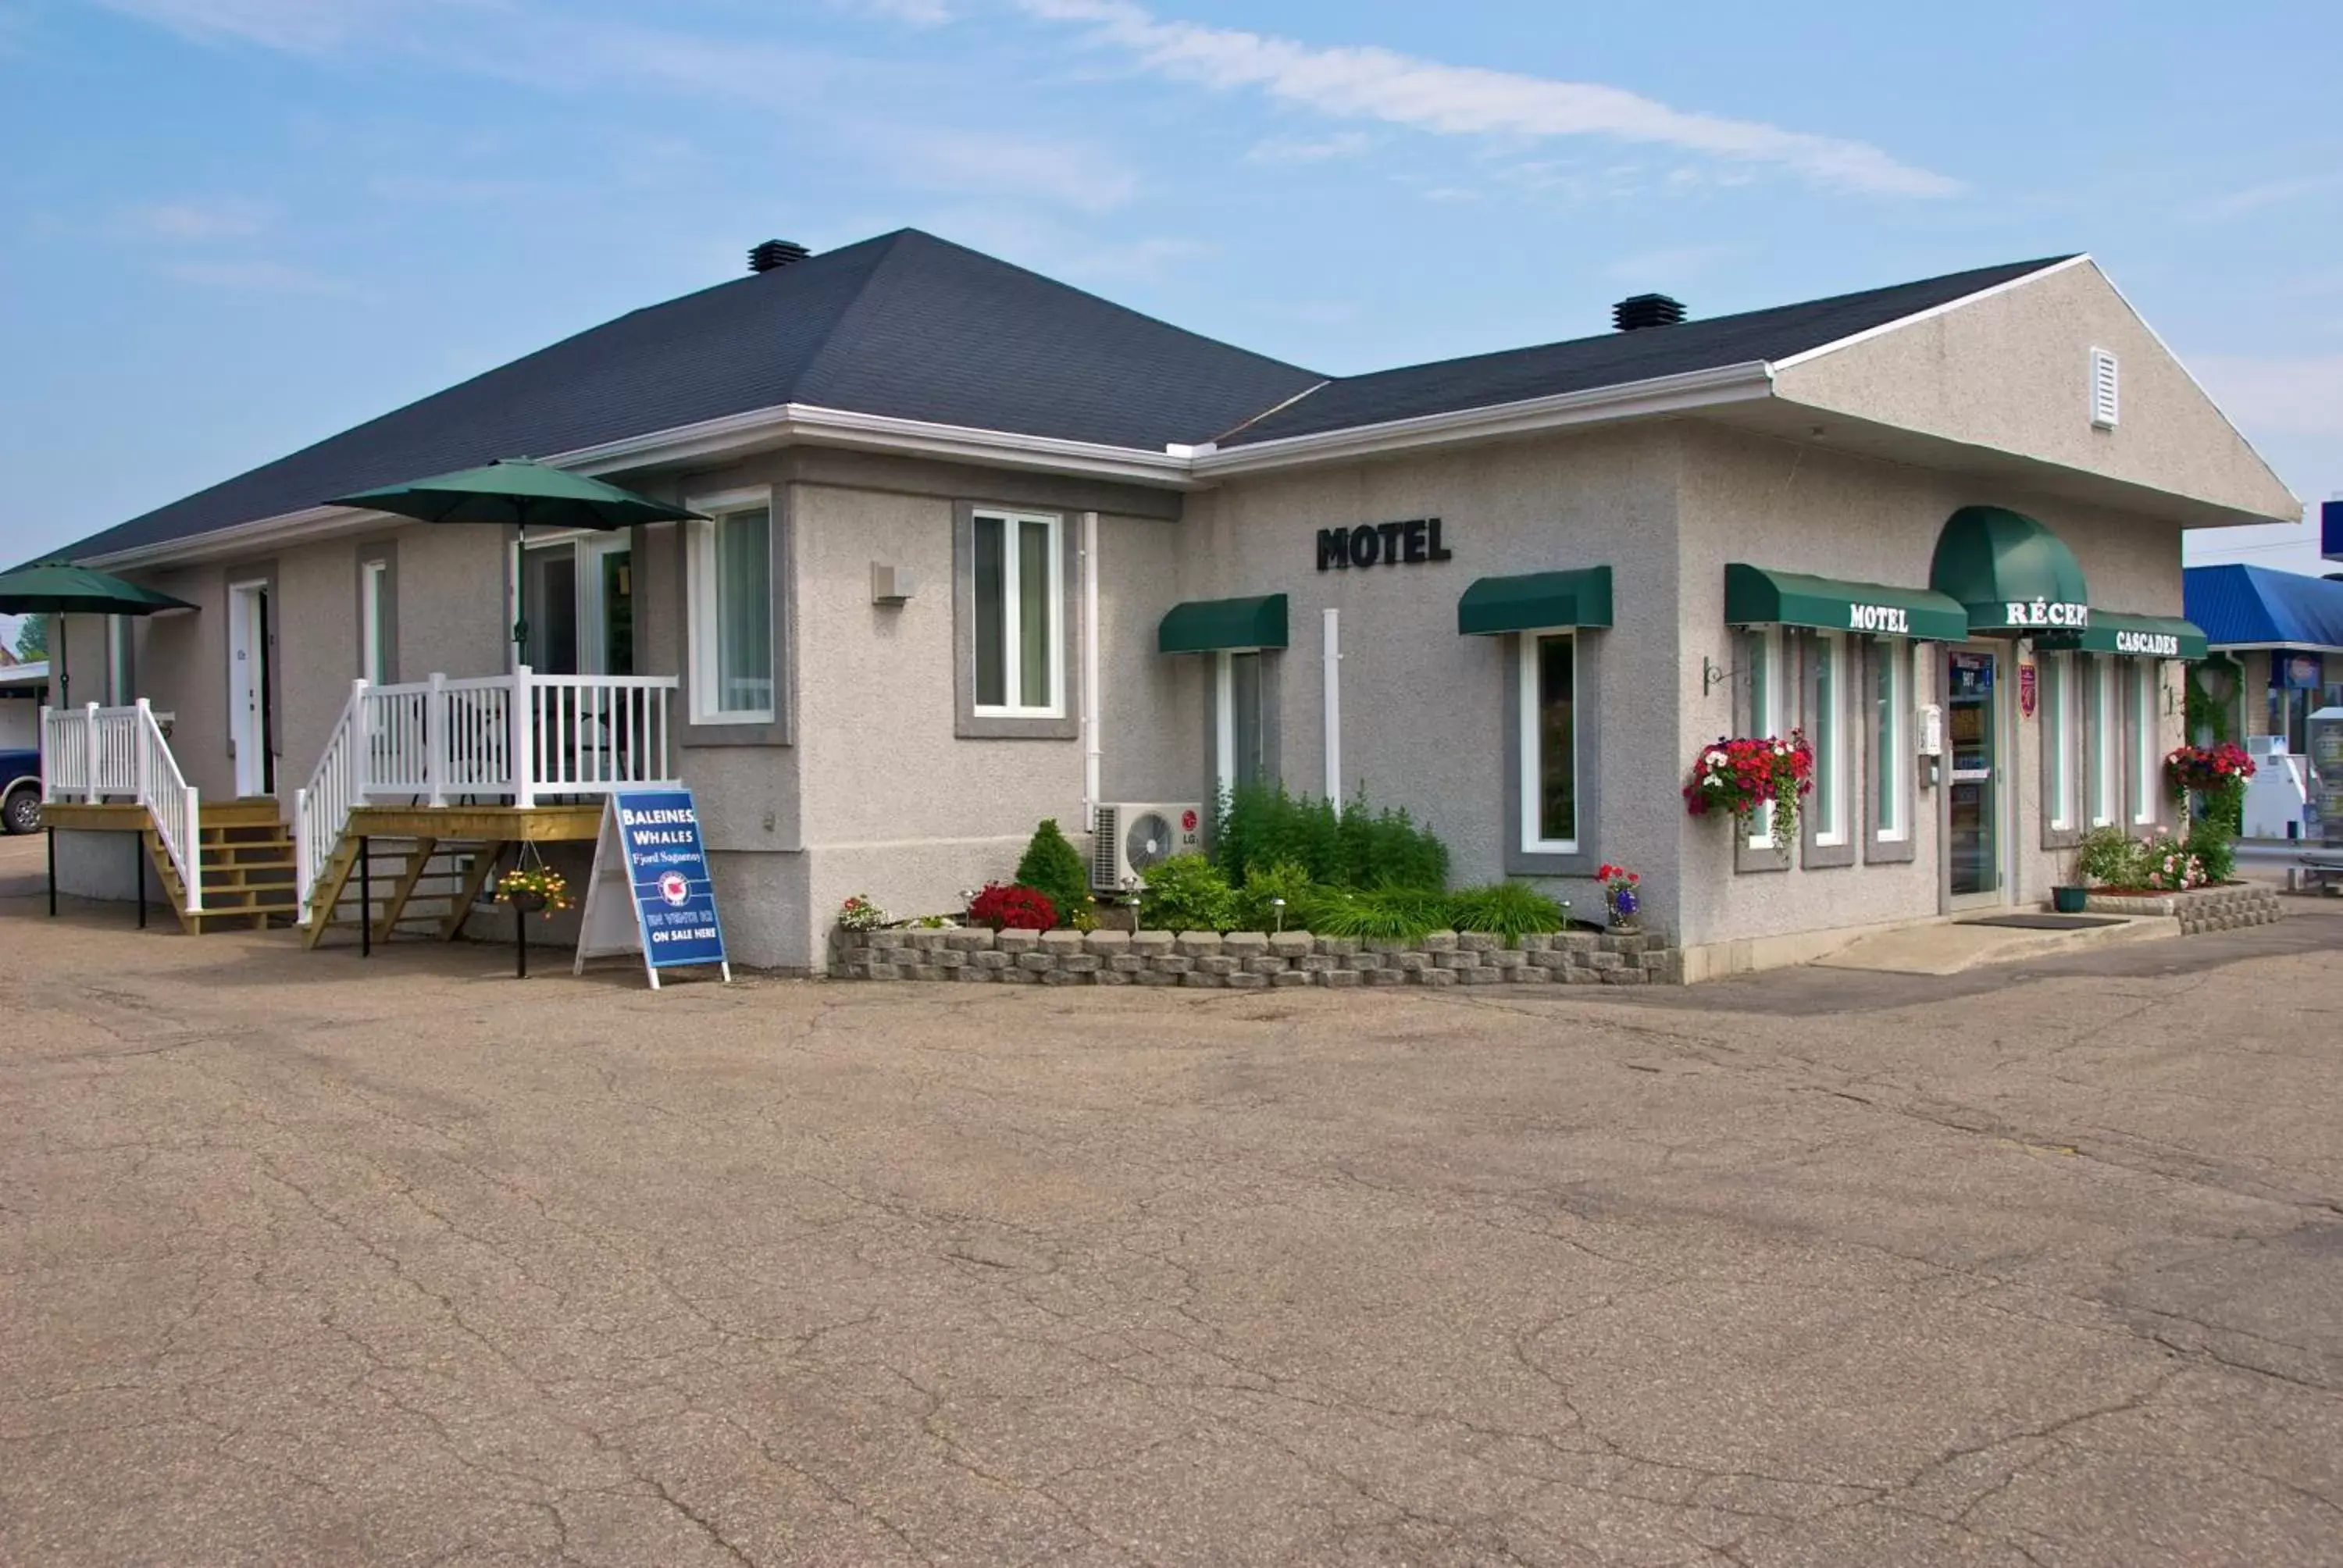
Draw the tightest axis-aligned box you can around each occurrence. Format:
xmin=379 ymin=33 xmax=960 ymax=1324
xmin=1013 ymin=818 xmax=1092 ymax=928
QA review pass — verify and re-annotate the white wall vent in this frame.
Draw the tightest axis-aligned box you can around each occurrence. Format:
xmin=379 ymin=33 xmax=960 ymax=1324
xmin=2089 ymin=347 xmax=2120 ymax=430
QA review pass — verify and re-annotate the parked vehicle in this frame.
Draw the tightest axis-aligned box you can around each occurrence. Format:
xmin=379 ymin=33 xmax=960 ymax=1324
xmin=1 ymin=747 xmax=40 ymax=834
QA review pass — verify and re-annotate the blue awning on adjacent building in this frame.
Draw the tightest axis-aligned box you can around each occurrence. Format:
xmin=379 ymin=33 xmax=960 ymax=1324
xmin=2183 ymin=564 xmax=2343 ymax=654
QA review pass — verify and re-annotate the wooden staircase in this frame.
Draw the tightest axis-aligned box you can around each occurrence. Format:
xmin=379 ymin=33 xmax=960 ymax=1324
xmin=301 ymin=833 xmax=507 ymax=950
xmin=142 ymin=800 xmax=303 ymax=933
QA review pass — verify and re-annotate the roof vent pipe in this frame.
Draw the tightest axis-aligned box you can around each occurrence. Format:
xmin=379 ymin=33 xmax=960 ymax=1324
xmin=1613 ymin=294 xmax=1687 ymax=331
xmin=748 ymin=240 xmax=811 ymax=274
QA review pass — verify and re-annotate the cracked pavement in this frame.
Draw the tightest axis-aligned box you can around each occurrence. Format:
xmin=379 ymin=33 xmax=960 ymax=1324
xmin=2 ymin=879 xmax=2340 ymax=1566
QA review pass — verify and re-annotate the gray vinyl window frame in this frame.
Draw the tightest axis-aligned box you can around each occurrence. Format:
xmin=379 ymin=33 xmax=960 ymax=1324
xmin=1862 ymin=636 xmax=1917 ymax=864
xmin=954 ymin=500 xmax=1079 ymax=740
xmin=676 ymin=486 xmax=793 ymax=749
xmin=1207 ymin=649 xmax=1282 ymax=801
xmin=1733 ymin=625 xmax=1789 ymax=875
xmin=1501 ymin=627 xmax=1600 ymax=878
xmin=2040 ymin=648 xmax=2083 ymax=852
xmin=1800 ymin=629 xmax=1857 ymax=870
xmin=356 ymin=540 xmax=399 ymax=686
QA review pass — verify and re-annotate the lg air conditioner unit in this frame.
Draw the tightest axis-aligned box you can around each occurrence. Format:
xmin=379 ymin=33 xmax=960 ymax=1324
xmin=1091 ymin=802 xmax=1204 ymax=891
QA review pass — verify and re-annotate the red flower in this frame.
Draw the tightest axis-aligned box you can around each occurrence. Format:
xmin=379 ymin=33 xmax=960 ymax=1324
xmin=968 ymin=882 xmax=1058 ymax=932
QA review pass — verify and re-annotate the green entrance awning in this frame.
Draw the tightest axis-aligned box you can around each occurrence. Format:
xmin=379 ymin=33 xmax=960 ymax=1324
xmin=1930 ymin=505 xmax=2092 ymax=635
xmin=1457 ymin=567 xmax=1614 ymax=636
xmin=1724 ymin=563 xmax=1967 ymax=642
xmin=2069 ymin=612 xmax=2209 ymax=661
xmin=1157 ymin=593 xmax=1288 ymax=654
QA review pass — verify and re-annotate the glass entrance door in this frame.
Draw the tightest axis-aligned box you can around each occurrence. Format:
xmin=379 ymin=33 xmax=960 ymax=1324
xmin=1948 ymin=649 xmax=1998 ymax=897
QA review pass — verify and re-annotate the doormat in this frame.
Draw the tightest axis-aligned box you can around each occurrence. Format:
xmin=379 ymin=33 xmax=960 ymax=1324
xmin=1956 ymin=914 xmax=2127 ymax=931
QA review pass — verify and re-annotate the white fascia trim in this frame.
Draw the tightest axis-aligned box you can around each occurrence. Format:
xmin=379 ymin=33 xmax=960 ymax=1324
xmin=1767 ymin=255 xmax=2094 ymax=372
xmin=1189 ymin=362 xmax=1778 ymax=477
xmin=80 ymin=504 xmax=381 ymax=572
xmin=2209 ymin=640 xmax=2343 ymax=656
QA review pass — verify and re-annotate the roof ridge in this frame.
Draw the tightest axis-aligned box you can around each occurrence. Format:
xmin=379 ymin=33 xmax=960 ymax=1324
xmin=786 ymin=230 xmax=927 ymax=402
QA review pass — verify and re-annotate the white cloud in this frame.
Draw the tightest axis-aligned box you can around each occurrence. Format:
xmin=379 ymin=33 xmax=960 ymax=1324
xmin=91 ymin=0 xmax=394 ymax=52
xmin=1243 ymin=130 xmax=1370 ymax=165
xmin=122 ymin=199 xmax=267 ymax=240
xmin=840 ymin=0 xmax=953 ymax=23
xmin=159 ymin=258 xmax=372 ymax=298
xmin=1017 ymin=0 xmax=1958 ymax=198
xmin=2191 ymin=353 xmax=2343 ymax=439
xmin=2193 ymin=176 xmax=2336 ymax=221
xmin=872 ymin=127 xmax=1137 ymax=212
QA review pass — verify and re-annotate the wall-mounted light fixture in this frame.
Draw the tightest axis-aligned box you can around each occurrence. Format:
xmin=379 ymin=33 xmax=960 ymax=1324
xmin=870 ymin=563 xmax=911 ymax=607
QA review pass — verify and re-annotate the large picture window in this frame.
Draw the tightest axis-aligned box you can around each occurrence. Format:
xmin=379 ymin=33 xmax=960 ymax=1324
xmin=1214 ymin=650 xmax=1269 ymax=799
xmin=2045 ymin=651 xmax=2078 ymax=833
xmin=1744 ymin=626 xmax=1783 ymax=850
xmin=2131 ymin=663 xmax=2161 ymax=826
xmin=2088 ymin=655 xmax=2118 ymax=828
xmin=1810 ymin=631 xmax=1849 ymax=847
xmin=972 ymin=509 xmax=1064 ymax=718
xmin=1517 ymin=631 xmax=1577 ymax=853
xmin=361 ymin=558 xmax=393 ymax=686
xmin=688 ymin=501 xmax=775 ymax=723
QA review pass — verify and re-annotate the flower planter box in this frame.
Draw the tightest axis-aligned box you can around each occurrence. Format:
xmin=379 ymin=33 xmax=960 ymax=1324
xmin=833 ymin=927 xmax=1684 ymax=986
xmin=2081 ymin=882 xmax=2282 ymax=934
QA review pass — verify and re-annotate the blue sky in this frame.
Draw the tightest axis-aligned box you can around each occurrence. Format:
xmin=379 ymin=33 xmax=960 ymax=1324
xmin=4 ymin=0 xmax=2340 ymax=601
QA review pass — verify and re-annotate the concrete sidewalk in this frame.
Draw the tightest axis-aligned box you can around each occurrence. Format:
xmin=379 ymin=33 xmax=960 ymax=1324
xmin=1812 ymin=910 xmax=2178 ymax=975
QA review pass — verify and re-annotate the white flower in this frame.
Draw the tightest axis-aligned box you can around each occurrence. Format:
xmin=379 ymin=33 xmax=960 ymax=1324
xmin=1705 ymin=750 xmax=1727 ymax=768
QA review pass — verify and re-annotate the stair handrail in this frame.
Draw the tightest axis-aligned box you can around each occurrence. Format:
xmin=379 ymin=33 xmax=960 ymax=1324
xmin=133 ymin=700 xmax=203 ymax=915
xmin=294 ymin=679 xmax=369 ymax=925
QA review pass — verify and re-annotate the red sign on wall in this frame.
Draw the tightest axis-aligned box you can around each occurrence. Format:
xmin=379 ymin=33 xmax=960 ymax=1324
xmin=2018 ymin=662 xmax=2039 ymax=719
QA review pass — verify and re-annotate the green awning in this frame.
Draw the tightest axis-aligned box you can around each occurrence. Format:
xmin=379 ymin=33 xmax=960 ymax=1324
xmin=1929 ymin=505 xmax=2092 ymax=635
xmin=1157 ymin=593 xmax=1288 ymax=654
xmin=1457 ymin=567 xmax=1614 ymax=636
xmin=2069 ymin=612 xmax=2209 ymax=661
xmin=1724 ymin=563 xmax=1967 ymax=642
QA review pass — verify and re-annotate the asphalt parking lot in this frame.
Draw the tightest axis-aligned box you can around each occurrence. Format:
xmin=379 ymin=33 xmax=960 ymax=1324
xmin=3 ymin=882 xmax=2341 ymax=1566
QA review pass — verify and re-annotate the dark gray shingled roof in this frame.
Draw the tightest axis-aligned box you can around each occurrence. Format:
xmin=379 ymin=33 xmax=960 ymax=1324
xmin=1218 ymin=255 xmax=2076 ymax=446
xmin=61 ymin=228 xmax=1325 ymax=559
xmin=56 ymin=237 xmax=2077 ymax=561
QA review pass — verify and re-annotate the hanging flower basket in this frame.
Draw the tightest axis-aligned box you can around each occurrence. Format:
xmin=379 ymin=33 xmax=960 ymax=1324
xmin=1683 ymin=732 xmax=1814 ymax=860
xmin=2163 ymin=743 xmax=2254 ymax=796
xmin=495 ymin=864 xmax=571 ymax=918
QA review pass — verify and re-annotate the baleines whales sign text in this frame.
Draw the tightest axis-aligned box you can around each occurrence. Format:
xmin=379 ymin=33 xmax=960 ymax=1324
xmin=573 ymin=787 xmax=731 ymax=988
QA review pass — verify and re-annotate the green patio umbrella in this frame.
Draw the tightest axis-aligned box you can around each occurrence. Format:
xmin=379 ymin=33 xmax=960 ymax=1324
xmin=326 ymin=458 xmax=704 ymax=660
xmin=0 ymin=561 xmax=196 ymax=706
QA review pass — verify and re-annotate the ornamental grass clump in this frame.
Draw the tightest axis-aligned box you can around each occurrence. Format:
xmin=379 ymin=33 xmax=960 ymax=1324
xmin=1684 ymin=732 xmax=1814 ymax=858
xmin=1297 ymin=885 xmax=1454 ymax=943
xmin=1446 ymin=882 xmax=1569 ymax=944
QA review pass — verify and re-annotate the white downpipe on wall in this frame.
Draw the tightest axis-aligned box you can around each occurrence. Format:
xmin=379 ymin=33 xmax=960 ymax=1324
xmin=1080 ymin=511 xmax=1101 ymax=831
xmin=1321 ymin=608 xmax=1342 ymax=799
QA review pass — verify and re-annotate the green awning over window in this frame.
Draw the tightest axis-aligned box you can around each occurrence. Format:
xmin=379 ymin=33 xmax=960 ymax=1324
xmin=2070 ymin=612 xmax=2209 ymax=661
xmin=1457 ymin=567 xmax=1614 ymax=636
xmin=1724 ymin=563 xmax=1968 ymax=642
xmin=1157 ymin=593 xmax=1288 ymax=654
xmin=1929 ymin=505 xmax=2093 ymax=635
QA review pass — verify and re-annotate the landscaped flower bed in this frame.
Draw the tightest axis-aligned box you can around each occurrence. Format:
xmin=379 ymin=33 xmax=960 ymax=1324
xmin=2081 ymin=882 xmax=2281 ymax=935
xmin=833 ymin=926 xmax=1682 ymax=986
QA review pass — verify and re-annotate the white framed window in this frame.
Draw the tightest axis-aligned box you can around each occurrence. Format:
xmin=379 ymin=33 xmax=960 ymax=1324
xmin=2088 ymin=655 xmax=2118 ymax=826
xmin=360 ymin=559 xmax=391 ymax=686
xmin=1517 ymin=631 xmax=1578 ymax=854
xmin=686 ymin=494 xmax=776 ymax=724
xmin=1744 ymin=625 xmax=1784 ymax=850
xmin=972 ymin=508 xmax=1064 ymax=718
xmin=1811 ymin=631 xmax=1849 ymax=847
xmin=1214 ymin=650 xmax=1267 ymax=800
xmin=2131 ymin=663 xmax=2161 ymax=826
xmin=1872 ymin=640 xmax=1909 ymax=843
xmin=2046 ymin=651 xmax=2079 ymax=832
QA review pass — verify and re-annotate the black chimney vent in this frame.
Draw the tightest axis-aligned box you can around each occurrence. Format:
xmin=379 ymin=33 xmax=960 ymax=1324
xmin=1613 ymin=293 xmax=1687 ymax=332
xmin=748 ymin=239 xmax=811 ymax=274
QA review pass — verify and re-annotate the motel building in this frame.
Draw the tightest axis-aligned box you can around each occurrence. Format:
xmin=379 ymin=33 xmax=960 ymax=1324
xmin=30 ymin=231 xmax=2299 ymax=978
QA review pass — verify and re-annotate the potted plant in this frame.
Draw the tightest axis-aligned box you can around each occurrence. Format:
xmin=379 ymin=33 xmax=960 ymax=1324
xmin=1596 ymin=863 xmax=1642 ymax=930
xmin=494 ymin=862 xmax=571 ymax=917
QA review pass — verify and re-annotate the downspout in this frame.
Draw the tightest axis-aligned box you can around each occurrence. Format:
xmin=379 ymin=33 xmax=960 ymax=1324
xmin=1322 ymin=608 xmax=1341 ymax=799
xmin=1081 ymin=510 xmax=1101 ymax=832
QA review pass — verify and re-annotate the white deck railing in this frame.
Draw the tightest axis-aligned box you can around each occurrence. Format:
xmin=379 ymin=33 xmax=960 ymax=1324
xmin=40 ymin=700 xmax=203 ymax=914
xmin=293 ymin=667 xmax=677 ymax=921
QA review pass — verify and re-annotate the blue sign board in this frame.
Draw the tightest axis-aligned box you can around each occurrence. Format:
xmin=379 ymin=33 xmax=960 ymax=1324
xmin=615 ymin=788 xmax=728 ymax=973
xmin=2323 ymin=499 xmax=2342 ymax=564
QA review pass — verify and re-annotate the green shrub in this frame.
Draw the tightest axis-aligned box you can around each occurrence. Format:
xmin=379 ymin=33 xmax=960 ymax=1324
xmin=1235 ymin=860 xmax=1318 ymax=932
xmin=1296 ymin=885 xmax=1452 ymax=942
xmin=2183 ymin=825 xmax=2236 ymax=885
xmin=1446 ymin=882 xmax=1569 ymax=945
xmin=2074 ymin=825 xmax=2142 ymax=889
xmin=1013 ymin=818 xmax=1092 ymax=928
xmin=1214 ymin=781 xmax=1450 ymax=892
xmin=1139 ymin=853 xmax=1237 ymax=932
